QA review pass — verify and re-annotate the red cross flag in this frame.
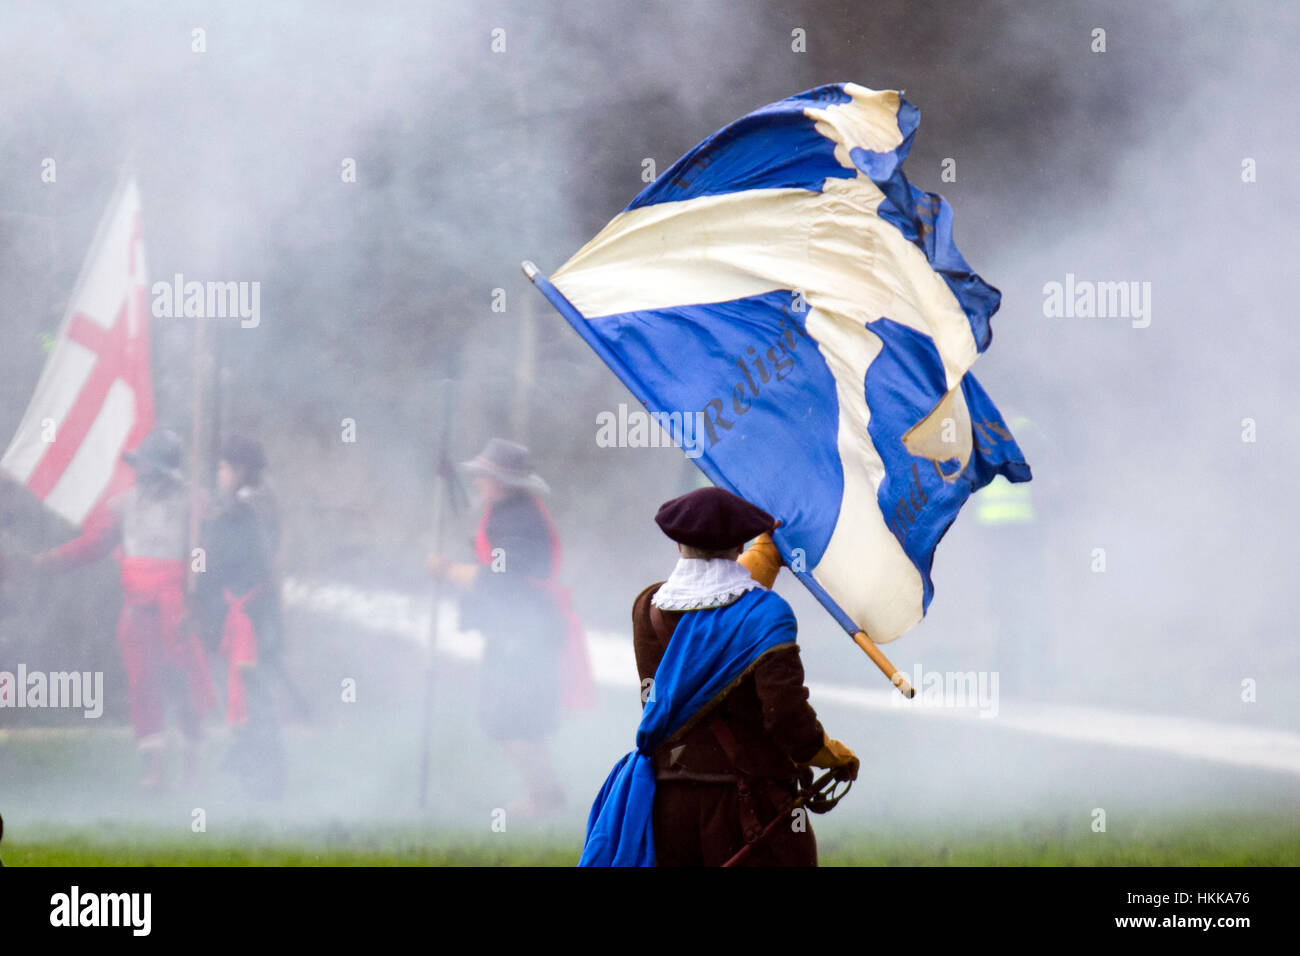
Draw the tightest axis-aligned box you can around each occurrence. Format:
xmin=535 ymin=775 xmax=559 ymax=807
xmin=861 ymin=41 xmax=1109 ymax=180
xmin=2 ymin=178 xmax=155 ymax=527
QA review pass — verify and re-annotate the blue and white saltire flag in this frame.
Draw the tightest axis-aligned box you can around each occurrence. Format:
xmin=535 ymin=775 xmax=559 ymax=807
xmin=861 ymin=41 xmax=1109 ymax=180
xmin=529 ymin=82 xmax=1031 ymax=644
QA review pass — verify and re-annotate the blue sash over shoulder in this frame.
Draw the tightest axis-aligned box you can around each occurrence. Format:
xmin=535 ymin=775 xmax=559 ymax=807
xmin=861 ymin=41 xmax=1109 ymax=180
xmin=578 ymin=587 xmax=797 ymax=866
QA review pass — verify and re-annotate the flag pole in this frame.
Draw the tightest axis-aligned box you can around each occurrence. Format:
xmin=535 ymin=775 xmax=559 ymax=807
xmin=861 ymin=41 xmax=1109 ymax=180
xmin=417 ymin=378 xmax=456 ymax=809
xmin=187 ymin=314 xmax=209 ymax=597
xmin=522 ymin=261 xmax=914 ymax=698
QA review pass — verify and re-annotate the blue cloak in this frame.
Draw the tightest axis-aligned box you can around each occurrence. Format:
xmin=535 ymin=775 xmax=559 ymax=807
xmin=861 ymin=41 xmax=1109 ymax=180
xmin=578 ymin=587 xmax=797 ymax=866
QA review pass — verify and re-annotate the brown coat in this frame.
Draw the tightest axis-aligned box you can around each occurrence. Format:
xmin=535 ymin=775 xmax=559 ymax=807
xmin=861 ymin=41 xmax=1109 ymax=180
xmin=633 ymin=582 xmax=825 ymax=866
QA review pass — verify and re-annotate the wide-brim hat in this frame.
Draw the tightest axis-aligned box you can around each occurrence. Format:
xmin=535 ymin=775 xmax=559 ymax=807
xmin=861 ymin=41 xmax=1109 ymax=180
xmin=655 ymin=486 xmax=775 ymax=550
xmin=123 ymin=429 xmax=184 ymax=482
xmin=459 ymin=438 xmax=550 ymax=495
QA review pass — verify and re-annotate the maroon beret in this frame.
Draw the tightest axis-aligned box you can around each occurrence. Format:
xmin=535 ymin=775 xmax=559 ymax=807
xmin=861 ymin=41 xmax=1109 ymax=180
xmin=655 ymin=487 xmax=775 ymax=550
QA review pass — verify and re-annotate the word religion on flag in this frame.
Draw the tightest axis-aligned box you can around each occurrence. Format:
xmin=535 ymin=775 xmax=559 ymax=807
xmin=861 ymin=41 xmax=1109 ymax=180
xmin=524 ymin=82 xmax=1031 ymax=683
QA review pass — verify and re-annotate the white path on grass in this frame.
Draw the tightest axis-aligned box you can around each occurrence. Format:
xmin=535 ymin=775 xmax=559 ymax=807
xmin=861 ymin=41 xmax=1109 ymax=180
xmin=279 ymin=577 xmax=1300 ymax=779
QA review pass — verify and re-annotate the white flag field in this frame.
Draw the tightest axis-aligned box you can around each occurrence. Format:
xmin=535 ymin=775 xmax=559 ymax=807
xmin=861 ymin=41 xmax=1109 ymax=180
xmin=1 ymin=178 xmax=154 ymax=527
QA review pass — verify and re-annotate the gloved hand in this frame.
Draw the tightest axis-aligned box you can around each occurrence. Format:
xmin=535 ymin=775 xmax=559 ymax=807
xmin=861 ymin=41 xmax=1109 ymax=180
xmin=426 ymin=554 xmax=478 ymax=589
xmin=806 ymin=731 xmax=859 ymax=780
xmin=738 ymin=530 xmax=783 ymax=588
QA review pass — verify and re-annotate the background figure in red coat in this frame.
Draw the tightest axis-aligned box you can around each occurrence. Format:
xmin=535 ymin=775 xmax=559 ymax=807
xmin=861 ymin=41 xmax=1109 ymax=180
xmin=33 ymin=430 xmax=213 ymax=791
xmin=428 ymin=438 xmax=588 ymax=819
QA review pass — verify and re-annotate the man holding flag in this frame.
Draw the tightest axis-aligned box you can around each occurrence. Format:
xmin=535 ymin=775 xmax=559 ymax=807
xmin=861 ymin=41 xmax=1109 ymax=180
xmin=582 ymin=486 xmax=858 ymax=866
xmin=525 ymin=83 xmax=1031 ymax=864
xmin=3 ymin=177 xmax=212 ymax=790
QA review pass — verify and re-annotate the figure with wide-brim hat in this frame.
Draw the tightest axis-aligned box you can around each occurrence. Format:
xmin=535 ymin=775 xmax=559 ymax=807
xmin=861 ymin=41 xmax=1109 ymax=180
xmin=427 ymin=438 xmax=593 ymax=819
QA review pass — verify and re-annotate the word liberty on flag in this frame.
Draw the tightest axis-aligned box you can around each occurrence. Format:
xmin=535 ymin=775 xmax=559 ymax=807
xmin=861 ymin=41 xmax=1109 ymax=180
xmin=524 ymin=83 xmax=1031 ymax=692
xmin=2 ymin=178 xmax=154 ymax=527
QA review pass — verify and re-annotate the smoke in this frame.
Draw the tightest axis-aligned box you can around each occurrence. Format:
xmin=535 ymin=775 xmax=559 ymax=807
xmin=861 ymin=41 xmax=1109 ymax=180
xmin=1 ymin=0 xmax=1297 ymax=848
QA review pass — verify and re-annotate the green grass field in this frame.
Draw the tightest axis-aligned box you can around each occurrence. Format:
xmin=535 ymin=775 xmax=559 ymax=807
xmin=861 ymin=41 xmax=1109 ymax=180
xmin=7 ymin=814 xmax=1298 ymax=866
xmin=5 ymin=643 xmax=1298 ymax=868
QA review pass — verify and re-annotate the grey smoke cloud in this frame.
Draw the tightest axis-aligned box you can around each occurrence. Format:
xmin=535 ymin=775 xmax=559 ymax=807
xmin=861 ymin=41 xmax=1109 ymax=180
xmin=1 ymin=0 xmax=1296 ymax=840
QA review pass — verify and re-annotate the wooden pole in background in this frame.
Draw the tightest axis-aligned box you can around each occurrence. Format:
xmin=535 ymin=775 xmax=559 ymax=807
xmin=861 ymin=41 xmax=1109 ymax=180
xmin=417 ymin=380 xmax=456 ymax=809
xmin=509 ymin=296 xmax=536 ymax=442
xmin=186 ymin=315 xmax=209 ymax=594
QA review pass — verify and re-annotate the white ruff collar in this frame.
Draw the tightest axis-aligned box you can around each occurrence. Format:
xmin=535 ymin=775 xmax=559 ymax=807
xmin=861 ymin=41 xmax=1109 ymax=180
xmin=651 ymin=558 xmax=762 ymax=611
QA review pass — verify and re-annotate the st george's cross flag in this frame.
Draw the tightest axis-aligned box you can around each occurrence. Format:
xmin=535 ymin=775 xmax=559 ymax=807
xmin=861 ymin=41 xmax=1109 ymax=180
xmin=1 ymin=178 xmax=155 ymax=527
xmin=526 ymin=83 xmax=1031 ymax=645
